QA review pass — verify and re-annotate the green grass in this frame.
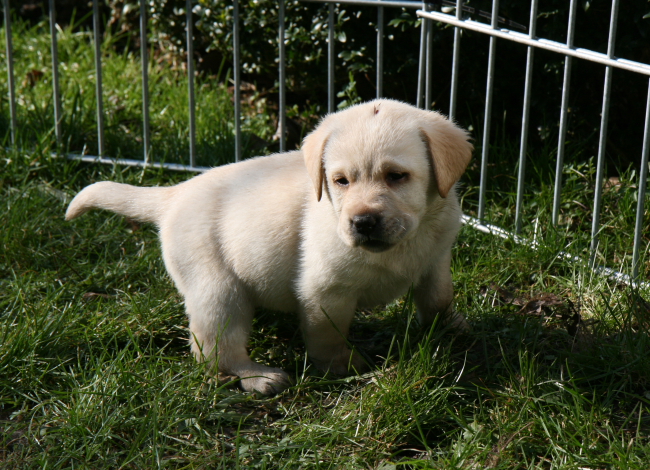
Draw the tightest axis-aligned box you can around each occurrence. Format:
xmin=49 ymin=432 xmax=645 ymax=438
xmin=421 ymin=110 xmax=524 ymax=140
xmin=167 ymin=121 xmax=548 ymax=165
xmin=2 ymin=152 xmax=650 ymax=468
xmin=2 ymin=16 xmax=650 ymax=470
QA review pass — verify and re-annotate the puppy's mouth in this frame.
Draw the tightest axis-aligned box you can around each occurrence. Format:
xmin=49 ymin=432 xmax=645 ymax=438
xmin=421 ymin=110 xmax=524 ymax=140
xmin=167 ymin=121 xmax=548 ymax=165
xmin=347 ymin=213 xmax=403 ymax=253
xmin=358 ymin=238 xmax=393 ymax=253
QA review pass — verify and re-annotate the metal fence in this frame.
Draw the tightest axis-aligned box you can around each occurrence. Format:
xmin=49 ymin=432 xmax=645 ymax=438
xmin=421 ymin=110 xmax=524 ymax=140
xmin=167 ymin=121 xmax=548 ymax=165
xmin=2 ymin=0 xmax=650 ymax=287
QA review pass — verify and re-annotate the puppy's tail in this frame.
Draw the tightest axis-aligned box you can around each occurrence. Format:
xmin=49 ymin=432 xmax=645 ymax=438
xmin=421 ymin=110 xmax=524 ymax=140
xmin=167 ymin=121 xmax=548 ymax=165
xmin=65 ymin=181 xmax=173 ymax=225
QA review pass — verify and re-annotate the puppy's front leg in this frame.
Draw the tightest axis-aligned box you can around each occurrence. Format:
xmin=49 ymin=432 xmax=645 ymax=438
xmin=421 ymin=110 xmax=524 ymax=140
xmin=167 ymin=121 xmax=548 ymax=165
xmin=301 ymin=298 xmax=367 ymax=376
xmin=414 ymin=252 xmax=468 ymax=330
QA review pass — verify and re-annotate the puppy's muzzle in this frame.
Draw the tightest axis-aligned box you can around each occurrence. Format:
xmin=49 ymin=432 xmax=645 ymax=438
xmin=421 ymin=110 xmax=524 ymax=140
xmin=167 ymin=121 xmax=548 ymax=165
xmin=351 ymin=213 xmax=393 ymax=252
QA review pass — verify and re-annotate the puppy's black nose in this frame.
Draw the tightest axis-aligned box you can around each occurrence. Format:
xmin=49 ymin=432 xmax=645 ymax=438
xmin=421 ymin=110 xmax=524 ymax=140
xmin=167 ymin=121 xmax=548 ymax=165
xmin=352 ymin=214 xmax=378 ymax=236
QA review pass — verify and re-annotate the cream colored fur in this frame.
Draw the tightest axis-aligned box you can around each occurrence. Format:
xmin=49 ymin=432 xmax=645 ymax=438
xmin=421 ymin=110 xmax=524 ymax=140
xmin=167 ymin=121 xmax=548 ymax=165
xmin=66 ymin=99 xmax=473 ymax=395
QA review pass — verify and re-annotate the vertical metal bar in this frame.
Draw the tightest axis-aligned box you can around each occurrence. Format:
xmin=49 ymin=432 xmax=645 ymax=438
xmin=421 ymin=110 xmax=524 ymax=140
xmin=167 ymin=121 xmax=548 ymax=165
xmin=376 ymin=5 xmax=384 ymax=99
xmin=93 ymin=0 xmax=105 ymax=156
xmin=233 ymin=0 xmax=241 ymax=161
xmin=3 ymin=0 xmax=17 ymax=144
xmin=590 ymin=0 xmax=620 ymax=266
xmin=449 ymin=0 xmax=463 ymax=120
xmin=328 ymin=3 xmax=335 ymax=113
xmin=278 ymin=0 xmax=286 ymax=151
xmin=425 ymin=12 xmax=433 ymax=111
xmin=416 ymin=3 xmax=427 ymax=108
xmin=552 ymin=0 xmax=578 ymax=225
xmin=477 ymin=0 xmax=499 ymax=221
xmin=514 ymin=0 xmax=538 ymax=234
xmin=140 ymin=0 xmax=150 ymax=164
xmin=633 ymin=79 xmax=650 ymax=279
xmin=186 ymin=0 xmax=196 ymax=166
xmin=49 ymin=0 xmax=62 ymax=147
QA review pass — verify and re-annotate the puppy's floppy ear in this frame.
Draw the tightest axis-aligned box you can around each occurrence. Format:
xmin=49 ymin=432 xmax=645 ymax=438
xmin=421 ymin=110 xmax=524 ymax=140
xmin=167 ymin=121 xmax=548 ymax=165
xmin=302 ymin=122 xmax=330 ymax=202
xmin=419 ymin=112 xmax=473 ymax=198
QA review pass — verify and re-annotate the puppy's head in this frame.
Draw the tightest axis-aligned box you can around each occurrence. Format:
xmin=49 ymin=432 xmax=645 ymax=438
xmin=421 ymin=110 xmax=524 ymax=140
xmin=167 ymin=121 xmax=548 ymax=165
xmin=302 ymin=99 xmax=473 ymax=252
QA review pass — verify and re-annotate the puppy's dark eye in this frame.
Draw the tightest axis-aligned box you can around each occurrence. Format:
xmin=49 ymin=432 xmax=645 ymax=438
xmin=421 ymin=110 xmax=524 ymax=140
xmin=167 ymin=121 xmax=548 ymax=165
xmin=335 ymin=177 xmax=350 ymax=187
xmin=387 ymin=172 xmax=408 ymax=183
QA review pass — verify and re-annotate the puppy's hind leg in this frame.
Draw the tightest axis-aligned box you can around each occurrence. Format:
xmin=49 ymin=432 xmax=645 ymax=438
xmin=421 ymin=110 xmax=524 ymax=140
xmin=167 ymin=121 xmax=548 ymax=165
xmin=184 ymin=279 xmax=291 ymax=395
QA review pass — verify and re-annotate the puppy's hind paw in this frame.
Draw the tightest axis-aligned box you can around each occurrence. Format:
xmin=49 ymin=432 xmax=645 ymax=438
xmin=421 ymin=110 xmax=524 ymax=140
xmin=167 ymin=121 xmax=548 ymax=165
xmin=238 ymin=367 xmax=292 ymax=396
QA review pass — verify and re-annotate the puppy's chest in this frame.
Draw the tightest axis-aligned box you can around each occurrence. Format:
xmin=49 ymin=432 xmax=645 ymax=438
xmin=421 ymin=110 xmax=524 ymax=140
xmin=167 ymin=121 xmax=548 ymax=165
xmin=355 ymin=273 xmax=416 ymax=308
xmin=340 ymin=258 xmax=426 ymax=308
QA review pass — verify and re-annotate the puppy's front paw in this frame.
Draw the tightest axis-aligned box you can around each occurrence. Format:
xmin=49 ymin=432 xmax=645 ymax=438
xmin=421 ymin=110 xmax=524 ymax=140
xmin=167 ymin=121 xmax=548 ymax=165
xmin=312 ymin=348 xmax=368 ymax=376
xmin=447 ymin=311 xmax=471 ymax=331
xmin=417 ymin=309 xmax=470 ymax=332
xmin=238 ymin=367 xmax=292 ymax=395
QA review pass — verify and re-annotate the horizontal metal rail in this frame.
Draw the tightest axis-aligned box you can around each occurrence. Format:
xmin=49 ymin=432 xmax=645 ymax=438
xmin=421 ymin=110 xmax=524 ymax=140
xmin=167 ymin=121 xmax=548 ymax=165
xmin=417 ymin=9 xmax=650 ymax=77
xmin=462 ymin=215 xmax=650 ymax=290
xmin=60 ymin=154 xmax=209 ymax=173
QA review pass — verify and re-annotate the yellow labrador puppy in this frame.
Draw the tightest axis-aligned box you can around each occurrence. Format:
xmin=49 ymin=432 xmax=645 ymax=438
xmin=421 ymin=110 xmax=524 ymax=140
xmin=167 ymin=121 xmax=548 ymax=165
xmin=66 ymin=99 xmax=473 ymax=395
